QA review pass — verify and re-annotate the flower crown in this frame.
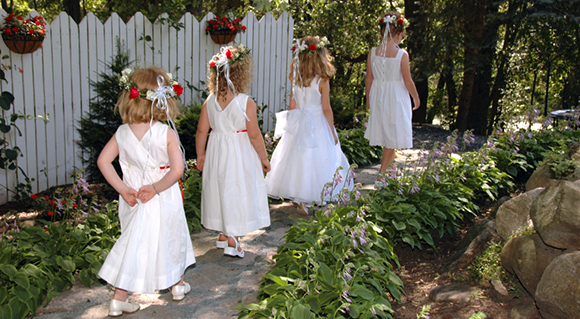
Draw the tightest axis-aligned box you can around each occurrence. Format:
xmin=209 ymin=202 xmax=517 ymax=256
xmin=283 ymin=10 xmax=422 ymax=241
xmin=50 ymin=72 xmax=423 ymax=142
xmin=119 ymin=68 xmax=184 ymax=100
xmin=380 ymin=15 xmax=410 ymax=28
xmin=291 ymin=36 xmax=330 ymax=56
xmin=208 ymin=44 xmax=251 ymax=71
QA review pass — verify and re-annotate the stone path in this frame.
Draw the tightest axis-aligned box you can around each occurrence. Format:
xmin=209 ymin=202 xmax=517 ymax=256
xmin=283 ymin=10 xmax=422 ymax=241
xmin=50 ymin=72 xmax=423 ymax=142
xmin=34 ymin=156 xmax=423 ymax=319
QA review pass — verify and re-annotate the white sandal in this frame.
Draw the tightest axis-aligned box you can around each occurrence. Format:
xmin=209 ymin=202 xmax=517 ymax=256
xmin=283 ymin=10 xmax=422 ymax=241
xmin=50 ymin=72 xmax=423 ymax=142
xmin=223 ymin=236 xmax=244 ymax=258
xmin=216 ymin=233 xmax=227 ymax=249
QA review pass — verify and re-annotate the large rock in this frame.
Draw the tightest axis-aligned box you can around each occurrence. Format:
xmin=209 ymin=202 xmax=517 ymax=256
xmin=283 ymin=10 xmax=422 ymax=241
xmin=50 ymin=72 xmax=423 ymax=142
xmin=500 ymin=233 xmax=563 ymax=296
xmin=535 ymin=251 xmax=580 ymax=319
xmin=526 ymin=164 xmax=553 ymax=191
xmin=495 ymin=188 xmax=544 ymax=241
xmin=530 ymin=180 xmax=580 ymax=250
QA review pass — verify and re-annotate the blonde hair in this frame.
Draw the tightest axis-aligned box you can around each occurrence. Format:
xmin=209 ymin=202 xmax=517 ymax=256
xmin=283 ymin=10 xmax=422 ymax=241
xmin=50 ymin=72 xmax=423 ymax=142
xmin=380 ymin=11 xmax=405 ymax=37
xmin=289 ymin=36 xmax=336 ymax=87
xmin=115 ymin=67 xmax=181 ymax=124
xmin=207 ymin=46 xmax=254 ymax=98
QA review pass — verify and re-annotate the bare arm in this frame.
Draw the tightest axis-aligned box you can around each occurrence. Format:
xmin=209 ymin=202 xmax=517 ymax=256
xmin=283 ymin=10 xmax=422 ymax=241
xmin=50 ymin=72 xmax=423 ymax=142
xmin=195 ymin=100 xmax=211 ymax=171
xmin=401 ymin=50 xmax=420 ymax=110
xmin=246 ymin=98 xmax=271 ymax=172
xmin=288 ymin=90 xmax=297 ymax=110
xmin=365 ymin=51 xmax=374 ymax=109
xmin=138 ymin=129 xmax=185 ymax=203
xmin=320 ymin=78 xmax=338 ymax=144
xmin=97 ymin=135 xmax=138 ymax=206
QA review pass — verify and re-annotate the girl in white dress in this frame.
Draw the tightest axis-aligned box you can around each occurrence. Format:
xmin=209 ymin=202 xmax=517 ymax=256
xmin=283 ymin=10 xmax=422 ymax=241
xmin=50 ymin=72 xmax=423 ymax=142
xmin=196 ymin=45 xmax=271 ymax=258
xmin=97 ymin=67 xmax=196 ymax=316
xmin=266 ymin=36 xmax=353 ymax=209
xmin=365 ymin=11 xmax=420 ymax=178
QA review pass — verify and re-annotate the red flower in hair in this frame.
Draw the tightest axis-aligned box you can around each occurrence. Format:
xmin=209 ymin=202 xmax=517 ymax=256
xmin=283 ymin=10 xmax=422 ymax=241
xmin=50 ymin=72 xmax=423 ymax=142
xmin=226 ymin=50 xmax=233 ymax=59
xmin=173 ymin=84 xmax=183 ymax=96
xmin=129 ymin=87 xmax=140 ymax=99
xmin=308 ymin=44 xmax=317 ymax=51
xmin=210 ymin=61 xmax=216 ymax=69
xmin=291 ymin=45 xmax=297 ymax=51
xmin=397 ymin=18 xmax=405 ymax=25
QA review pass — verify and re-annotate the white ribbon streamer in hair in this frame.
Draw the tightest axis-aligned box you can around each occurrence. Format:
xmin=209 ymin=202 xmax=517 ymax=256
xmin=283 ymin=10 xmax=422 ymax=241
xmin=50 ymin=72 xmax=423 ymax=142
xmin=212 ymin=46 xmax=250 ymax=121
xmin=378 ymin=15 xmax=399 ymax=57
xmin=143 ymin=75 xmax=188 ymax=183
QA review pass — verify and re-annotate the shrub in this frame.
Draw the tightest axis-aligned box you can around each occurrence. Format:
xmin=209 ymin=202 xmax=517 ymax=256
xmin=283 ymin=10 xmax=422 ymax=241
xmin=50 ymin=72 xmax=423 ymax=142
xmin=77 ymin=39 xmax=128 ymax=182
xmin=182 ymin=160 xmax=202 ymax=233
xmin=175 ymin=102 xmax=202 ymax=159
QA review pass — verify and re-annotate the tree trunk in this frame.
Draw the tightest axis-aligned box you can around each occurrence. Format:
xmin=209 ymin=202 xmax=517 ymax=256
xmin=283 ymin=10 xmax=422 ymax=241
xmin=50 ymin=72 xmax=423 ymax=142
xmin=63 ymin=0 xmax=82 ymax=24
xmin=186 ymin=0 xmax=203 ymax=17
xmin=405 ymin=0 xmax=428 ymax=123
xmin=455 ymin=0 xmax=488 ymax=131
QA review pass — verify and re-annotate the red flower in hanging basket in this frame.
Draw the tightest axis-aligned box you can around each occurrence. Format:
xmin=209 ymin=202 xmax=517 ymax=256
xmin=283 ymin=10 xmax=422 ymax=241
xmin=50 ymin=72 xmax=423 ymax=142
xmin=205 ymin=14 xmax=247 ymax=35
xmin=1 ymin=14 xmax=47 ymax=38
xmin=30 ymin=194 xmax=37 ymax=199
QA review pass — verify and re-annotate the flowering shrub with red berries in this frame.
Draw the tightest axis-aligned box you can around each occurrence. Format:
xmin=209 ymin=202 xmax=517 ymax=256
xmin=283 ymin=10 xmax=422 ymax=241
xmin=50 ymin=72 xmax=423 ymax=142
xmin=1 ymin=13 xmax=46 ymax=38
xmin=205 ymin=14 xmax=246 ymax=34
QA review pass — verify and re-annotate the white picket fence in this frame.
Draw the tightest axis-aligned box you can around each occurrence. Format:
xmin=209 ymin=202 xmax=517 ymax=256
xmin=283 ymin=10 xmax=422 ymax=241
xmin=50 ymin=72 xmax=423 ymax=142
xmin=0 ymin=10 xmax=294 ymax=203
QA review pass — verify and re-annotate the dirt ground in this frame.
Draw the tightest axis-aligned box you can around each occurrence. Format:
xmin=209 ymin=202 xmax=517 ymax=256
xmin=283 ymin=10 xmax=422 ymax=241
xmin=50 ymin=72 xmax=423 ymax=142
xmin=390 ymin=210 xmax=542 ymax=319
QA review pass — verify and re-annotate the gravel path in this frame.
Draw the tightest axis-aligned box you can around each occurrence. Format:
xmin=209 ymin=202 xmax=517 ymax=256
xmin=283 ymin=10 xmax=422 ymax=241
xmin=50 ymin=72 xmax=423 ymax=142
xmin=33 ymin=124 xmax=481 ymax=319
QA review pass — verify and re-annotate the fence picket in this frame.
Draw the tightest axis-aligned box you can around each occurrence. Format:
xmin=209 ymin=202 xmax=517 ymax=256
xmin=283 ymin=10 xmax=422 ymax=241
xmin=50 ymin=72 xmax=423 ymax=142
xmin=0 ymin=10 xmax=292 ymax=202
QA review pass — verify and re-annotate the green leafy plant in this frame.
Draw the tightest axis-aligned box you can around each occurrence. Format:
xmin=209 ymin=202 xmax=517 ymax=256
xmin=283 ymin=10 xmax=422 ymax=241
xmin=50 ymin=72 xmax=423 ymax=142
xmin=182 ymin=160 xmax=202 ymax=233
xmin=338 ymin=124 xmax=382 ymax=166
xmin=540 ymin=149 xmax=579 ymax=180
xmin=0 ymin=172 xmax=121 ymax=318
xmin=470 ymin=241 xmax=505 ymax=284
xmin=238 ymin=205 xmax=402 ymax=319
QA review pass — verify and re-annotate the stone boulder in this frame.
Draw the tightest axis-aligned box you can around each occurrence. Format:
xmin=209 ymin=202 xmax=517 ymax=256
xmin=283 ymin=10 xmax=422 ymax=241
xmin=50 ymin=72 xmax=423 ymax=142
xmin=495 ymin=188 xmax=544 ymax=241
xmin=526 ymin=164 xmax=553 ymax=191
xmin=530 ymin=180 xmax=580 ymax=250
xmin=500 ymin=233 xmax=563 ymax=295
xmin=443 ymin=220 xmax=498 ymax=272
xmin=535 ymin=251 xmax=580 ymax=319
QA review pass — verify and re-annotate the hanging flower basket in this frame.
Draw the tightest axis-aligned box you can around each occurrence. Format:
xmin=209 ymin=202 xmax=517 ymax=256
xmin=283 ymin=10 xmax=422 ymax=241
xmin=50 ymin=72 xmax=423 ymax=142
xmin=210 ymin=30 xmax=237 ymax=45
xmin=1 ymin=14 xmax=47 ymax=54
xmin=2 ymin=34 xmax=44 ymax=54
xmin=206 ymin=14 xmax=246 ymax=45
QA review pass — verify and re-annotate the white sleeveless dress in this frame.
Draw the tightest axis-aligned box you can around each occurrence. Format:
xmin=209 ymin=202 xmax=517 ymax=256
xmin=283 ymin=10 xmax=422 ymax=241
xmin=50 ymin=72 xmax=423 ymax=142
xmin=365 ymin=47 xmax=413 ymax=149
xmin=266 ymin=76 xmax=353 ymax=204
xmin=201 ymin=93 xmax=270 ymax=237
xmin=98 ymin=122 xmax=196 ymax=294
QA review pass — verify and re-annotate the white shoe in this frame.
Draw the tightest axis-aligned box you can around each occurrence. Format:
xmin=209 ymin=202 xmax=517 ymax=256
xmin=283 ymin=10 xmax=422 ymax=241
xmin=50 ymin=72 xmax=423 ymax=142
xmin=171 ymin=282 xmax=191 ymax=301
xmin=108 ymin=299 xmax=140 ymax=317
xmin=216 ymin=233 xmax=227 ymax=249
xmin=224 ymin=236 xmax=244 ymax=258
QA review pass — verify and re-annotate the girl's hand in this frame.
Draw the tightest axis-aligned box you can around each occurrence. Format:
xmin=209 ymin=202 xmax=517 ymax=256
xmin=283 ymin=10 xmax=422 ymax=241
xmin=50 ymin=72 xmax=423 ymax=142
xmin=196 ymin=155 xmax=205 ymax=171
xmin=261 ymin=158 xmax=271 ymax=173
xmin=412 ymin=97 xmax=420 ymax=110
xmin=138 ymin=184 xmax=157 ymax=204
xmin=333 ymin=132 xmax=339 ymax=145
xmin=120 ymin=187 xmax=139 ymax=207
